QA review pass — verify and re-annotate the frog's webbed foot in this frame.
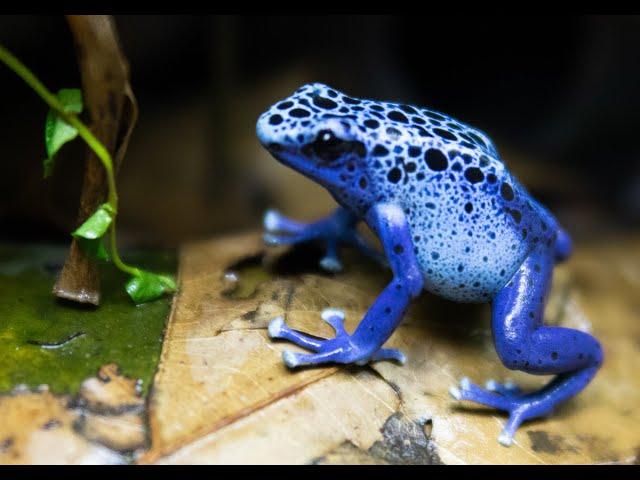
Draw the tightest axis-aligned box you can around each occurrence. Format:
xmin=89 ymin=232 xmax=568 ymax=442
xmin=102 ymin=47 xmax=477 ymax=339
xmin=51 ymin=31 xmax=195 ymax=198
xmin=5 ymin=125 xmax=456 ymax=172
xmin=449 ymin=377 xmax=557 ymax=447
xmin=268 ymin=203 xmax=420 ymax=370
xmin=268 ymin=308 xmax=406 ymax=367
xmin=263 ymin=208 xmax=386 ymax=273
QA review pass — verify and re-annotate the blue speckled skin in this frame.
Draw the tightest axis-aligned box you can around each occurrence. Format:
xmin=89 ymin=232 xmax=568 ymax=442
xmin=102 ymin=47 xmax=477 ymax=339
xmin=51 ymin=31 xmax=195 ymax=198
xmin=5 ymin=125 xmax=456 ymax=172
xmin=256 ymin=83 xmax=603 ymax=446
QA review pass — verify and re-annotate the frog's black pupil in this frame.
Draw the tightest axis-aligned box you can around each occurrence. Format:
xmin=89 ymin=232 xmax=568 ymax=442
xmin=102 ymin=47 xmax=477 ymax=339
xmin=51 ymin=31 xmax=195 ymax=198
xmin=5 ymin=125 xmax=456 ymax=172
xmin=312 ymin=129 xmax=344 ymax=162
xmin=318 ymin=130 xmax=339 ymax=147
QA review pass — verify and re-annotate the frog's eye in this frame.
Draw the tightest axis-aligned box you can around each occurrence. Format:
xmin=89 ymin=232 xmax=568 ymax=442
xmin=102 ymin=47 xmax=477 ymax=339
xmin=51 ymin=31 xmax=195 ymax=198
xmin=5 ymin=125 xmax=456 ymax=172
xmin=310 ymin=129 xmax=365 ymax=163
xmin=311 ymin=130 xmax=344 ymax=162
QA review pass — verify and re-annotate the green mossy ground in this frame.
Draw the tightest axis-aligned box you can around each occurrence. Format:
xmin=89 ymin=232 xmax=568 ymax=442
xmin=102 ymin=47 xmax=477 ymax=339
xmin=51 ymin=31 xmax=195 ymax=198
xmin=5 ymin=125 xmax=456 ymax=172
xmin=0 ymin=244 xmax=176 ymax=396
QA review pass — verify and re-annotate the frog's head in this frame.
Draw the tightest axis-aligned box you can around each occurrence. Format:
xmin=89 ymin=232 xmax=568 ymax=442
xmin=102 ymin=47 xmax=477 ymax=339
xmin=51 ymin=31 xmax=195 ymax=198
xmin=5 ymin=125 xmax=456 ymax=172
xmin=256 ymin=83 xmax=369 ymax=192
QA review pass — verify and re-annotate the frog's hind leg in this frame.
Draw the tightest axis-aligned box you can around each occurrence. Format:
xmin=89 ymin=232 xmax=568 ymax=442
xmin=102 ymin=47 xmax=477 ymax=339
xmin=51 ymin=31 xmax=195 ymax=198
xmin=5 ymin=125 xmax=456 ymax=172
xmin=450 ymin=245 xmax=603 ymax=447
xmin=263 ymin=207 xmax=385 ymax=272
xmin=554 ymin=227 xmax=573 ymax=263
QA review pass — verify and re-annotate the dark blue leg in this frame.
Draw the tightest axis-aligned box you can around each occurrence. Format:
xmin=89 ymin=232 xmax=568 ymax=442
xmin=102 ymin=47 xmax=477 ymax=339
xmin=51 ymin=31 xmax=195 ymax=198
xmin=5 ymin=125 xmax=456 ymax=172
xmin=450 ymin=243 xmax=603 ymax=446
xmin=268 ymin=203 xmax=423 ymax=367
xmin=554 ymin=227 xmax=573 ymax=262
xmin=263 ymin=207 xmax=385 ymax=272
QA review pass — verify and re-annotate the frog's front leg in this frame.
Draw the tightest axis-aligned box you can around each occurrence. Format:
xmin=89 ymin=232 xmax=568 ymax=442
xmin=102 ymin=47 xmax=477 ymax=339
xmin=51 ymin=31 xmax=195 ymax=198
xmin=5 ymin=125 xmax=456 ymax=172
xmin=263 ymin=206 xmax=384 ymax=272
xmin=268 ymin=203 xmax=423 ymax=367
xmin=450 ymin=246 xmax=603 ymax=447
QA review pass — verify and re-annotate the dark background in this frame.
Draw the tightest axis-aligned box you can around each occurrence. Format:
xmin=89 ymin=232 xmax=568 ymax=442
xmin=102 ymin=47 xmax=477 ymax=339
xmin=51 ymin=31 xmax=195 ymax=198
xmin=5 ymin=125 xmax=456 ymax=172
xmin=1 ymin=15 xmax=639 ymax=248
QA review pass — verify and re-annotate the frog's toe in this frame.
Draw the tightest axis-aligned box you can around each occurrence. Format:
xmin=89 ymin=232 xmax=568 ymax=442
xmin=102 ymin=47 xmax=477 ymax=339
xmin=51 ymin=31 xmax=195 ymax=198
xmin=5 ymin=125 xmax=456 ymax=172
xmin=263 ymin=231 xmax=318 ymax=247
xmin=282 ymin=350 xmax=302 ymax=368
xmin=448 ymin=385 xmax=462 ymax=400
xmin=268 ymin=316 xmax=322 ymax=351
xmin=263 ymin=209 xmax=306 ymax=234
xmin=267 ymin=315 xmax=287 ymax=338
xmin=485 ymin=379 xmax=500 ymax=391
xmin=498 ymin=430 xmax=514 ymax=447
xmin=319 ymin=255 xmax=343 ymax=272
xmin=485 ymin=379 xmax=522 ymax=396
xmin=263 ymin=232 xmax=284 ymax=246
xmin=369 ymin=348 xmax=406 ymax=365
xmin=281 ymin=347 xmax=352 ymax=368
xmin=449 ymin=377 xmax=512 ymax=410
xmin=263 ymin=209 xmax=281 ymax=231
xmin=320 ymin=308 xmax=346 ymax=333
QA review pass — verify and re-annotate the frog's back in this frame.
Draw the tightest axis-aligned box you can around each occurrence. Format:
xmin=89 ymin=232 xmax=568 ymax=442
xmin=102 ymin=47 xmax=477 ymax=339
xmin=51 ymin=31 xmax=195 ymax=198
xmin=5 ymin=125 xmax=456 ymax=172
xmin=339 ymin=96 xmax=555 ymax=303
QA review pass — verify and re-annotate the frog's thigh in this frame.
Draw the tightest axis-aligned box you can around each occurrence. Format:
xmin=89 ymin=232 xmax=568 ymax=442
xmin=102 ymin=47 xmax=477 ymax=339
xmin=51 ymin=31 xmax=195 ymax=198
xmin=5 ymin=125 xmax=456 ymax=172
xmin=491 ymin=248 xmax=602 ymax=375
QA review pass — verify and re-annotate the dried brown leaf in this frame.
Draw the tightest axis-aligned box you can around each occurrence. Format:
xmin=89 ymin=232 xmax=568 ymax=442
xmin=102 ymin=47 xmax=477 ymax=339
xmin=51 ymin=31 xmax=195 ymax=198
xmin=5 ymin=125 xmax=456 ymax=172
xmin=144 ymin=232 xmax=640 ymax=464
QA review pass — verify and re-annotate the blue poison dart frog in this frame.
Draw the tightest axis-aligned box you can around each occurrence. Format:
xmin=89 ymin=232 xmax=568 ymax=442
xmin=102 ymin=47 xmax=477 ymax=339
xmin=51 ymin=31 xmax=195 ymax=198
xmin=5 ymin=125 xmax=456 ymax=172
xmin=255 ymin=83 xmax=603 ymax=447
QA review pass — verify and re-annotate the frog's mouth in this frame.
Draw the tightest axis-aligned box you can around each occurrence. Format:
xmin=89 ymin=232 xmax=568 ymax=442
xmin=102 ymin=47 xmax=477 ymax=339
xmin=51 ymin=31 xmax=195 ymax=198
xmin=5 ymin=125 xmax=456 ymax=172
xmin=265 ymin=142 xmax=285 ymax=155
xmin=261 ymin=142 xmax=338 ymax=187
xmin=263 ymin=142 xmax=294 ymax=166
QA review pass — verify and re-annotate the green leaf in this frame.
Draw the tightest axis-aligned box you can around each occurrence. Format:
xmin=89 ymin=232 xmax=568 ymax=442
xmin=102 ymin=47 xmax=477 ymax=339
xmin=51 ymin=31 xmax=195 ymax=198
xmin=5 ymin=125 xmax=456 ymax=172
xmin=43 ymin=88 xmax=83 ymax=178
xmin=76 ymin=237 xmax=110 ymax=262
xmin=71 ymin=204 xmax=114 ymax=261
xmin=126 ymin=271 xmax=177 ymax=304
xmin=72 ymin=203 xmax=115 ymax=240
xmin=56 ymin=88 xmax=83 ymax=113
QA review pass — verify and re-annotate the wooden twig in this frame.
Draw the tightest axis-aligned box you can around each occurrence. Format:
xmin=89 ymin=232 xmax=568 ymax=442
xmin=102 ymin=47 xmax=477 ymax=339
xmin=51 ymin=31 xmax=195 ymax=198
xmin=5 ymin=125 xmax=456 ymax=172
xmin=53 ymin=15 xmax=138 ymax=305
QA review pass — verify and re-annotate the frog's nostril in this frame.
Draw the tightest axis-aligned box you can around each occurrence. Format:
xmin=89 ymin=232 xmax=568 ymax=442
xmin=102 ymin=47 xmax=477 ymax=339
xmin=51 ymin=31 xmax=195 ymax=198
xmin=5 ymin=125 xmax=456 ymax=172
xmin=268 ymin=142 xmax=283 ymax=153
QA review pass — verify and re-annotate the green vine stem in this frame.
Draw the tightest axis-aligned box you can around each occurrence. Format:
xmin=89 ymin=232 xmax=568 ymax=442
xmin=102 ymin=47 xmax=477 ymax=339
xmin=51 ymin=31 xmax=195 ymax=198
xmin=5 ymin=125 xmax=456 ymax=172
xmin=0 ymin=44 xmax=140 ymax=278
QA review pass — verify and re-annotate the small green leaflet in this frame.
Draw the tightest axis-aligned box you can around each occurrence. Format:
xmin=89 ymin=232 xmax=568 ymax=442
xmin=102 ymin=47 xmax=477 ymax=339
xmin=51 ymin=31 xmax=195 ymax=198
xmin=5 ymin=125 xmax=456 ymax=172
xmin=126 ymin=271 xmax=177 ymax=304
xmin=72 ymin=203 xmax=115 ymax=262
xmin=77 ymin=236 xmax=110 ymax=262
xmin=43 ymin=88 xmax=83 ymax=178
